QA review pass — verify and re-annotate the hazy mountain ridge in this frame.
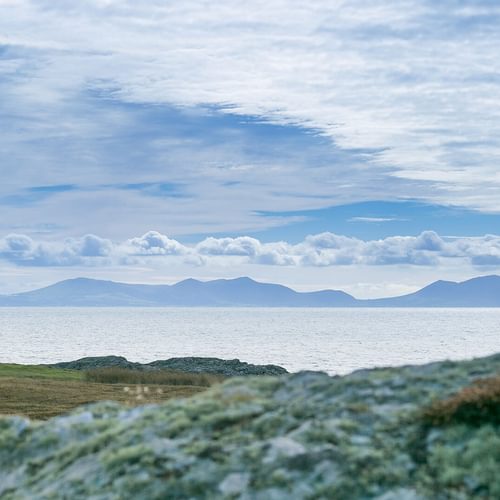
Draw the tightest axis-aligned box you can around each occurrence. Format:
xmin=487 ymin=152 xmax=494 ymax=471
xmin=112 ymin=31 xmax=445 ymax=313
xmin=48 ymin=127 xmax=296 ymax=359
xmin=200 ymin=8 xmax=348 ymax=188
xmin=0 ymin=275 xmax=499 ymax=307
xmin=366 ymin=275 xmax=500 ymax=307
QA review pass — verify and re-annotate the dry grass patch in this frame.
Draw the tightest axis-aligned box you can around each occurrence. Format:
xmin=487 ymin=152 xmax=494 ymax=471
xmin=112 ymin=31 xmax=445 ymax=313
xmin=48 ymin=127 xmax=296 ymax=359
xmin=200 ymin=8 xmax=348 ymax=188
xmin=0 ymin=364 xmax=224 ymax=420
xmin=422 ymin=375 xmax=500 ymax=426
xmin=0 ymin=377 xmax=206 ymax=420
xmin=84 ymin=367 xmax=224 ymax=386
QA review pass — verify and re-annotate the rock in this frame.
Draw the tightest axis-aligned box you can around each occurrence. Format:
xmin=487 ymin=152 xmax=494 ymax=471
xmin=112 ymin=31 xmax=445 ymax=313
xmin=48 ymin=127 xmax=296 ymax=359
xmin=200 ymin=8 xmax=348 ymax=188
xmin=49 ymin=355 xmax=288 ymax=376
xmin=4 ymin=353 xmax=500 ymax=498
xmin=219 ymin=472 xmax=250 ymax=495
xmin=264 ymin=437 xmax=307 ymax=462
xmin=51 ymin=355 xmax=143 ymax=371
xmin=375 ymin=488 xmax=425 ymax=500
xmin=148 ymin=357 xmax=288 ymax=376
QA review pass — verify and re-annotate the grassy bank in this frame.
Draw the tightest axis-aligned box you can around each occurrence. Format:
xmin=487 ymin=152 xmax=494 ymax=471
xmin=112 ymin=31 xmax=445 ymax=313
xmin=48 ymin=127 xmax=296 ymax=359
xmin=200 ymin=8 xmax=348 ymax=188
xmin=0 ymin=363 xmax=83 ymax=380
xmin=0 ymin=364 xmax=217 ymax=420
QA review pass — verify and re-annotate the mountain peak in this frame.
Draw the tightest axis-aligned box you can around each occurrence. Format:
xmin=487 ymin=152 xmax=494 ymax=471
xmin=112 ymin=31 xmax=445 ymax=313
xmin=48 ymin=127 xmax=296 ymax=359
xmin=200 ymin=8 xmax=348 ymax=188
xmin=1 ymin=275 xmax=499 ymax=307
xmin=174 ymin=278 xmax=203 ymax=287
xmin=465 ymin=274 xmax=500 ymax=284
xmin=226 ymin=276 xmax=257 ymax=284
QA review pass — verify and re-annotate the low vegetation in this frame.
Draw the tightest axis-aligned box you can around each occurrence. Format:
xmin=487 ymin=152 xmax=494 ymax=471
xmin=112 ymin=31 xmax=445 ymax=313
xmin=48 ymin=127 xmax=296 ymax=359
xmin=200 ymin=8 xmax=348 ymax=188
xmin=0 ymin=363 xmax=219 ymax=420
xmin=4 ymin=354 xmax=500 ymax=498
xmin=84 ymin=367 xmax=224 ymax=386
xmin=422 ymin=374 xmax=500 ymax=426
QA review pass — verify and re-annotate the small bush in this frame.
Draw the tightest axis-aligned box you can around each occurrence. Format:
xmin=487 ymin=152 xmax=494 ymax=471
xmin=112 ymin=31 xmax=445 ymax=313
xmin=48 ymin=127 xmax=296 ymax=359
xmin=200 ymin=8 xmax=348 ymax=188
xmin=422 ymin=375 xmax=500 ymax=426
xmin=84 ymin=367 xmax=224 ymax=387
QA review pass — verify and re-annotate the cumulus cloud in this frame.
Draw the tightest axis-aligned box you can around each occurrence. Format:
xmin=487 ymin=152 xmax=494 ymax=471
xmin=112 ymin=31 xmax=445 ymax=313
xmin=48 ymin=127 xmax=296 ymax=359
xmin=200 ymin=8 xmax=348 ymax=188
xmin=197 ymin=237 xmax=261 ymax=257
xmin=1 ymin=230 xmax=500 ymax=269
xmin=0 ymin=233 xmax=113 ymax=266
xmin=1 ymin=234 xmax=34 ymax=256
xmin=78 ymin=234 xmax=113 ymax=257
xmin=126 ymin=231 xmax=187 ymax=256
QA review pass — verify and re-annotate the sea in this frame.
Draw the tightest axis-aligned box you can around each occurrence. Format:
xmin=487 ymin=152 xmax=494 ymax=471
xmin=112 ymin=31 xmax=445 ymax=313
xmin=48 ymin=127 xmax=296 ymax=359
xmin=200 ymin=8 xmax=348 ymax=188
xmin=1 ymin=307 xmax=499 ymax=375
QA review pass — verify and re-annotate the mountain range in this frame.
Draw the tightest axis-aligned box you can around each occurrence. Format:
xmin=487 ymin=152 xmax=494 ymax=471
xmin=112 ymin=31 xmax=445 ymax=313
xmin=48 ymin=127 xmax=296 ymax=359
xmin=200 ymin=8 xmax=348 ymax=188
xmin=0 ymin=275 xmax=499 ymax=307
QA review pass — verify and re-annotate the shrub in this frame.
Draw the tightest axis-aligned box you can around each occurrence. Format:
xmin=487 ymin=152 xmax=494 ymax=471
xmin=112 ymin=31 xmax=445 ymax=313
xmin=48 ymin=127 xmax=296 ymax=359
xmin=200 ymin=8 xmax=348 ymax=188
xmin=422 ymin=375 xmax=500 ymax=426
xmin=84 ymin=367 xmax=224 ymax=387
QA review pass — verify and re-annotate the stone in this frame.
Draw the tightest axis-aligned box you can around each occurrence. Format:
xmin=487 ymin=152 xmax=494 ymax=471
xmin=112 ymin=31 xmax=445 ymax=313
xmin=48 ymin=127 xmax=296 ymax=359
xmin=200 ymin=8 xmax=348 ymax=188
xmin=49 ymin=355 xmax=288 ymax=376
xmin=219 ymin=472 xmax=250 ymax=495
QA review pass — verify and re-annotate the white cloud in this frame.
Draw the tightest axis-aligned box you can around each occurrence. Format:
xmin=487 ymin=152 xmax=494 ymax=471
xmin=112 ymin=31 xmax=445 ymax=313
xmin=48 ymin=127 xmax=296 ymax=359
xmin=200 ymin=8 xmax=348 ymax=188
xmin=1 ymin=0 xmax=500 ymax=222
xmin=1 ymin=230 xmax=500 ymax=271
xmin=196 ymin=236 xmax=261 ymax=257
xmin=126 ymin=231 xmax=187 ymax=256
xmin=78 ymin=234 xmax=113 ymax=257
xmin=348 ymin=217 xmax=406 ymax=223
xmin=0 ymin=233 xmax=113 ymax=266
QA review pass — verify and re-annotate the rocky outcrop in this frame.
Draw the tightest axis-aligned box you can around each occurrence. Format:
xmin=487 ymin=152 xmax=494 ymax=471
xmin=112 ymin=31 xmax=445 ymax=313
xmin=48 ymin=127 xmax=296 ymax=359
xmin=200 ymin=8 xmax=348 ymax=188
xmin=148 ymin=357 xmax=288 ymax=376
xmin=50 ymin=355 xmax=143 ymax=371
xmin=4 ymin=353 xmax=500 ymax=498
xmin=50 ymin=356 xmax=288 ymax=376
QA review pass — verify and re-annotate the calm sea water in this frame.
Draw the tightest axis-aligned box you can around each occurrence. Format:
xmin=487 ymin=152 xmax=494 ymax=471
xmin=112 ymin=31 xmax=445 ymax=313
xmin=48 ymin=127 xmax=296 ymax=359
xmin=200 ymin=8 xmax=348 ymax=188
xmin=1 ymin=308 xmax=499 ymax=374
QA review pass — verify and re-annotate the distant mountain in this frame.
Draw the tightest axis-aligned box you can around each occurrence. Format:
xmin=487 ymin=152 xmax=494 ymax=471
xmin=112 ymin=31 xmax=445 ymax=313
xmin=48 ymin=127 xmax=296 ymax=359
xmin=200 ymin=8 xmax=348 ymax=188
xmin=0 ymin=276 xmax=355 ymax=307
xmin=0 ymin=275 xmax=499 ymax=307
xmin=367 ymin=275 xmax=500 ymax=307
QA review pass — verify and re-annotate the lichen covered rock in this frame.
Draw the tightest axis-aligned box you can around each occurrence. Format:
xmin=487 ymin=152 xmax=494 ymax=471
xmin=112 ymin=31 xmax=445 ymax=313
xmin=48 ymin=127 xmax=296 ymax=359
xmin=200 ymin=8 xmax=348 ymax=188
xmin=50 ymin=355 xmax=288 ymax=376
xmin=4 ymin=354 xmax=500 ymax=498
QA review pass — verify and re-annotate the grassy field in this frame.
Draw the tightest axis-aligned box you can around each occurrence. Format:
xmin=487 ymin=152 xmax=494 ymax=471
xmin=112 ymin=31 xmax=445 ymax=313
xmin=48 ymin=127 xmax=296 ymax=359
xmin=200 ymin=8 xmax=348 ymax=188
xmin=0 ymin=364 xmax=215 ymax=420
xmin=0 ymin=363 xmax=83 ymax=380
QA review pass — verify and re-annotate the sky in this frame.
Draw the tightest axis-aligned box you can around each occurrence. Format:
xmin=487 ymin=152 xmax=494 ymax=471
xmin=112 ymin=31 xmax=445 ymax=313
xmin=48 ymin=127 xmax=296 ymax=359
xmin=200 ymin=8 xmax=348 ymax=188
xmin=1 ymin=0 xmax=500 ymax=298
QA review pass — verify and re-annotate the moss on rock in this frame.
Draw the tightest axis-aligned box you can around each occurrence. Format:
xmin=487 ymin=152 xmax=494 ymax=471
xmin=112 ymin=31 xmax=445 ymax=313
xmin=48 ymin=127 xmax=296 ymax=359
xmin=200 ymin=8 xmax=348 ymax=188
xmin=2 ymin=354 xmax=500 ymax=498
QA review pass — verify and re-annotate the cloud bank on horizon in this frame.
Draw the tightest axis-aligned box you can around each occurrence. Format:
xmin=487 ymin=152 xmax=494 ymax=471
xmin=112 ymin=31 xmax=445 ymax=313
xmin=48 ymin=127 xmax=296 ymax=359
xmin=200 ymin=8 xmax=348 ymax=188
xmin=1 ymin=0 xmax=500 ymax=293
xmin=2 ymin=230 xmax=500 ymax=269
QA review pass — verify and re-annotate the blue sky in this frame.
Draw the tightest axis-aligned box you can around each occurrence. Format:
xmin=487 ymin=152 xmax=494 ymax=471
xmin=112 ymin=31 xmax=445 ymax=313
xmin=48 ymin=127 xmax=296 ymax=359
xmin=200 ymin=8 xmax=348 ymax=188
xmin=1 ymin=0 xmax=500 ymax=297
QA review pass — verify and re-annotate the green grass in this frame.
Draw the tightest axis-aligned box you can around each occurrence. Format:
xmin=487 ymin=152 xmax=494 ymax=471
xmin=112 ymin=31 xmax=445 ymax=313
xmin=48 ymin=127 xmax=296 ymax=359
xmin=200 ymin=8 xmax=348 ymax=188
xmin=0 ymin=363 xmax=83 ymax=380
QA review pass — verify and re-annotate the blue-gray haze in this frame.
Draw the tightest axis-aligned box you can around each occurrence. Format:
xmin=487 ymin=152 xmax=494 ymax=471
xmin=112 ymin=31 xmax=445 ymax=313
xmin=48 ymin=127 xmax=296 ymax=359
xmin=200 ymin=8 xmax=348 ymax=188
xmin=1 ymin=275 xmax=500 ymax=307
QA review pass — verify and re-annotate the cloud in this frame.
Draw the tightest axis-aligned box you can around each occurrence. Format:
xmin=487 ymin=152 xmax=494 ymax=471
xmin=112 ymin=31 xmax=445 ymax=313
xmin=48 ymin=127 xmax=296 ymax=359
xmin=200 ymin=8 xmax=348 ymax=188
xmin=1 ymin=230 xmax=500 ymax=270
xmin=0 ymin=233 xmax=113 ymax=266
xmin=0 ymin=0 xmax=500 ymax=243
xmin=126 ymin=231 xmax=187 ymax=256
xmin=196 ymin=237 xmax=261 ymax=257
xmin=78 ymin=234 xmax=113 ymax=257
xmin=348 ymin=217 xmax=406 ymax=223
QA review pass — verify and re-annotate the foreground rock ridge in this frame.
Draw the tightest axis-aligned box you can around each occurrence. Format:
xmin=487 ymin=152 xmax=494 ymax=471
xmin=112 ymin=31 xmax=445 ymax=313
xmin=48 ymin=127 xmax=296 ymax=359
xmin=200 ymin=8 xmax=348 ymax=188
xmin=50 ymin=355 xmax=288 ymax=376
xmin=2 ymin=354 xmax=500 ymax=499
